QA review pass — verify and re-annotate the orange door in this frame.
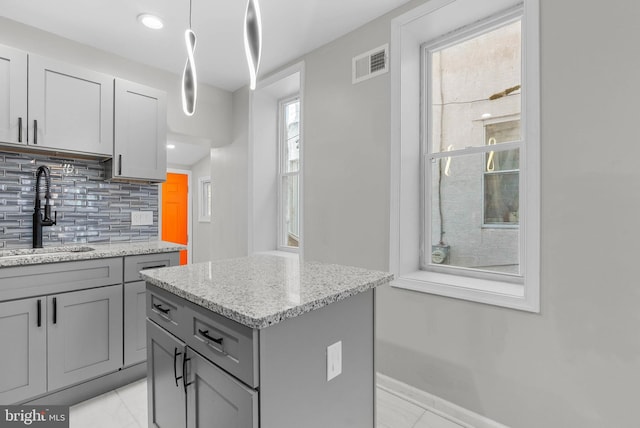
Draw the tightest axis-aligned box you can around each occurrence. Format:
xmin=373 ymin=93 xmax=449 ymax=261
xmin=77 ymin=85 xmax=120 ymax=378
xmin=162 ymin=173 xmax=188 ymax=265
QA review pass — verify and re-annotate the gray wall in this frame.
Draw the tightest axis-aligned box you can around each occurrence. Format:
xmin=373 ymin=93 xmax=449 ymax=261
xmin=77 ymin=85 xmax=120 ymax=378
xmin=209 ymin=87 xmax=250 ymax=260
xmin=0 ymin=152 xmax=157 ymax=248
xmin=216 ymin=0 xmax=640 ymax=426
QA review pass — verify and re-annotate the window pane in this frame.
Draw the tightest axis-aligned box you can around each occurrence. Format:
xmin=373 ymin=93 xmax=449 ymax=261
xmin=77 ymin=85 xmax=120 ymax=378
xmin=283 ymin=100 xmax=300 ymax=173
xmin=282 ymin=174 xmax=299 ymax=248
xmin=484 ymin=171 xmax=518 ymax=225
xmin=429 ymin=152 xmax=520 ymax=274
xmin=430 ymin=20 xmax=521 ymax=153
xmin=204 ymin=182 xmax=211 ymax=217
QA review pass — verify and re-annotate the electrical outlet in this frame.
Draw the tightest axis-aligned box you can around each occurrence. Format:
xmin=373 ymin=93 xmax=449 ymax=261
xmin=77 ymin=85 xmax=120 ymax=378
xmin=327 ymin=341 xmax=342 ymax=381
xmin=131 ymin=212 xmax=141 ymax=225
xmin=140 ymin=211 xmax=153 ymax=225
xmin=131 ymin=211 xmax=154 ymax=226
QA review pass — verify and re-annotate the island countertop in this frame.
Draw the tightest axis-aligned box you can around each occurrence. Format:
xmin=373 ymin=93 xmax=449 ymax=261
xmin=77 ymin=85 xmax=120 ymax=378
xmin=140 ymin=254 xmax=393 ymax=329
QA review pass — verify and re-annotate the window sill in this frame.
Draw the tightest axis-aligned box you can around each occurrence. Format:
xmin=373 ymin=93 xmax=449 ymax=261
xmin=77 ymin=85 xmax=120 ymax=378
xmin=391 ymin=270 xmax=538 ymax=312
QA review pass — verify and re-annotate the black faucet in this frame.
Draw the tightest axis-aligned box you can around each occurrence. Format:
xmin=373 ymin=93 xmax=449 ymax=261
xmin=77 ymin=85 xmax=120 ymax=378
xmin=33 ymin=165 xmax=57 ymax=248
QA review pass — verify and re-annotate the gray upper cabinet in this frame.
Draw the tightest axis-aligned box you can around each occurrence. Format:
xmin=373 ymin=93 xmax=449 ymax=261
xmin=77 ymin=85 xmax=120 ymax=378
xmin=28 ymin=55 xmax=114 ymax=156
xmin=110 ymin=78 xmax=167 ymax=182
xmin=47 ymin=285 xmax=123 ymax=391
xmin=0 ymin=298 xmax=47 ymax=404
xmin=0 ymin=44 xmax=27 ymax=145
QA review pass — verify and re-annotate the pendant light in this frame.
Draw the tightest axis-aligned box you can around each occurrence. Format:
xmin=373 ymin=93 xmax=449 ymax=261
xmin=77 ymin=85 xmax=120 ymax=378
xmin=182 ymin=0 xmax=197 ymax=116
xmin=244 ymin=0 xmax=262 ymax=90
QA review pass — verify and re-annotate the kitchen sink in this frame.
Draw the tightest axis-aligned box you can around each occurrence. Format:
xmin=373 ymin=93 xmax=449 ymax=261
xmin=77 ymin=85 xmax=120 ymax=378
xmin=0 ymin=246 xmax=95 ymax=259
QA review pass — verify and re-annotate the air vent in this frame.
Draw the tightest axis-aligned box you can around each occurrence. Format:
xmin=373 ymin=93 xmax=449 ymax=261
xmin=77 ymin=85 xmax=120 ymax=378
xmin=352 ymin=44 xmax=389 ymax=84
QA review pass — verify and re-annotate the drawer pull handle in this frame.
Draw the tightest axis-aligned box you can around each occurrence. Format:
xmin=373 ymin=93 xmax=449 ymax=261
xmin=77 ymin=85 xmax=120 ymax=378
xmin=153 ymin=303 xmax=170 ymax=314
xmin=142 ymin=265 xmax=166 ymax=270
xmin=173 ymin=347 xmax=183 ymax=388
xmin=198 ymin=329 xmax=223 ymax=345
xmin=182 ymin=347 xmax=192 ymax=393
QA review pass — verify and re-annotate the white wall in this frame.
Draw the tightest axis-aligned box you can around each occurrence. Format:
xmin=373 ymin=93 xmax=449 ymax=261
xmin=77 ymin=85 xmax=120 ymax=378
xmin=0 ymin=17 xmax=232 ymax=146
xmin=217 ymin=0 xmax=640 ymax=426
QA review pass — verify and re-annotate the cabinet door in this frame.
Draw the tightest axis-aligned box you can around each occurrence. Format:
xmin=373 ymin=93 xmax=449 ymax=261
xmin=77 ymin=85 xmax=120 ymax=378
xmin=186 ymin=348 xmax=258 ymax=428
xmin=0 ymin=44 xmax=27 ymax=145
xmin=47 ymin=285 xmax=123 ymax=391
xmin=114 ymin=78 xmax=167 ymax=182
xmin=124 ymin=280 xmax=147 ymax=366
xmin=0 ymin=298 xmax=46 ymax=403
xmin=147 ymin=320 xmax=187 ymax=428
xmin=28 ymin=55 xmax=113 ymax=155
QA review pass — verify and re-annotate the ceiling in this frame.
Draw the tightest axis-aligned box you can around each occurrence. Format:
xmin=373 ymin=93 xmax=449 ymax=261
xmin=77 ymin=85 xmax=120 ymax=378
xmin=0 ymin=0 xmax=411 ymax=92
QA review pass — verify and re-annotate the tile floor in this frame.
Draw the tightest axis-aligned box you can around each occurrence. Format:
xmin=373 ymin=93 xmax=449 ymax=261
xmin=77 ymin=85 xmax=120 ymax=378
xmin=70 ymin=378 xmax=465 ymax=428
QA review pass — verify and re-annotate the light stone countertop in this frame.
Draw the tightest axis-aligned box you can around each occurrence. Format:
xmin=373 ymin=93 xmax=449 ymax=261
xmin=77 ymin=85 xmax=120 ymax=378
xmin=0 ymin=241 xmax=185 ymax=268
xmin=140 ymin=254 xmax=393 ymax=329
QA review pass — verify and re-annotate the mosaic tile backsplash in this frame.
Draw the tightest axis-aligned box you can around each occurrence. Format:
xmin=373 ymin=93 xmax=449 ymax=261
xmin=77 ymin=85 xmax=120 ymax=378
xmin=0 ymin=151 xmax=158 ymax=249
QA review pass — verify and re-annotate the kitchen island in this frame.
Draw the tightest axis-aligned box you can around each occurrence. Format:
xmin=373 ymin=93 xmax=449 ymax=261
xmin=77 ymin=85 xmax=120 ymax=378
xmin=140 ymin=254 xmax=393 ymax=428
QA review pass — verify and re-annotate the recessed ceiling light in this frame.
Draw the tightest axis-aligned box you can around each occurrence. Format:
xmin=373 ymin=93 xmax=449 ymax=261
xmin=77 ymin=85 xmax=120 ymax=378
xmin=167 ymin=144 xmax=176 ymax=149
xmin=138 ymin=13 xmax=164 ymax=30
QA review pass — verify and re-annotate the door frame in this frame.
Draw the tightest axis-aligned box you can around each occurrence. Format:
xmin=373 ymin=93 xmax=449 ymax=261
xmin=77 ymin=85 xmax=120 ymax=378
xmin=159 ymin=168 xmax=192 ymax=264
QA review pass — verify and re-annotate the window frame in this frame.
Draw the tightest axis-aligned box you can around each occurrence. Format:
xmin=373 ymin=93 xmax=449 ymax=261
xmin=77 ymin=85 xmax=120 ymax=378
xmin=277 ymin=95 xmax=301 ymax=253
xmin=389 ymin=0 xmax=540 ymax=312
xmin=198 ymin=176 xmax=211 ymax=223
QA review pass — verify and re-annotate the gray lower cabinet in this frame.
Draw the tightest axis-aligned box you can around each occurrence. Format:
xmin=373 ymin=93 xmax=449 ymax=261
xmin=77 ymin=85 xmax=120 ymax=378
xmin=147 ymin=320 xmax=258 ymax=428
xmin=0 ymin=284 xmax=123 ymax=403
xmin=124 ymin=281 xmax=147 ymax=366
xmin=147 ymin=320 xmax=187 ymax=428
xmin=186 ymin=348 xmax=258 ymax=428
xmin=124 ymin=252 xmax=180 ymax=367
xmin=0 ymin=298 xmax=47 ymax=403
xmin=47 ymin=285 xmax=123 ymax=391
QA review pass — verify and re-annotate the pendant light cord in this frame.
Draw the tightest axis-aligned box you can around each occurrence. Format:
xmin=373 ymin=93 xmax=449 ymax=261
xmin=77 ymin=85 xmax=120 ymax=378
xmin=189 ymin=0 xmax=193 ymax=29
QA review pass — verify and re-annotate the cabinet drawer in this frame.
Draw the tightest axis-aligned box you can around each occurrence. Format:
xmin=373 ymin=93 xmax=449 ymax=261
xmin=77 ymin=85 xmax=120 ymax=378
xmin=146 ymin=285 xmax=184 ymax=339
xmin=184 ymin=301 xmax=259 ymax=388
xmin=124 ymin=252 xmax=179 ymax=283
xmin=0 ymin=258 xmax=123 ymax=301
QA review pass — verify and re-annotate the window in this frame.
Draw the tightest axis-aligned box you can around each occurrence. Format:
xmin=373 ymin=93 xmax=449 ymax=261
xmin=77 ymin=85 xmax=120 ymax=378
xmin=278 ymin=96 xmax=301 ymax=251
xmin=424 ymin=17 xmax=522 ymax=277
xmin=390 ymin=0 xmax=540 ymax=311
xmin=198 ymin=176 xmax=211 ymax=222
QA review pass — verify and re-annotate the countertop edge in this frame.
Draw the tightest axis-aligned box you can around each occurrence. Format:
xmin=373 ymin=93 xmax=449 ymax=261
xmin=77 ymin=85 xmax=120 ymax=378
xmin=0 ymin=242 xmax=186 ymax=268
xmin=143 ymin=272 xmax=393 ymax=329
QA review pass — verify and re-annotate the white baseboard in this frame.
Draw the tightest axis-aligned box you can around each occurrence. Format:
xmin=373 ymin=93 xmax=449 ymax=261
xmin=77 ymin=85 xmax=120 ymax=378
xmin=376 ymin=373 xmax=510 ymax=428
